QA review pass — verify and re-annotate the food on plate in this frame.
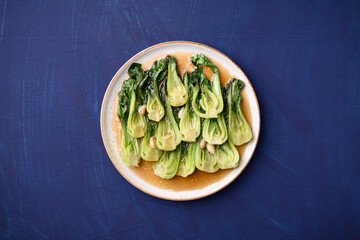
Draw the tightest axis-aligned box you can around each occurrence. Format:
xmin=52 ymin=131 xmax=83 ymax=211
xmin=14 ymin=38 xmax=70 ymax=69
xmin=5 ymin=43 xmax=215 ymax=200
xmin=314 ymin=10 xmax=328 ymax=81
xmin=140 ymin=119 xmax=163 ymax=161
xmin=117 ymin=76 xmax=141 ymax=166
xmin=153 ymin=144 xmax=181 ymax=179
xmin=126 ymin=63 xmax=147 ymax=138
xmin=156 ymin=81 xmax=182 ymax=151
xmin=202 ymin=113 xmax=228 ymax=145
xmin=216 ymin=140 xmax=240 ymax=169
xmin=146 ymin=60 xmax=167 ymax=122
xmin=179 ymin=73 xmax=201 ymax=142
xmin=166 ymin=56 xmax=188 ymax=107
xmin=225 ymin=78 xmax=253 ymax=145
xmin=191 ymin=54 xmax=223 ymax=118
xmin=195 ymin=141 xmax=219 ymax=173
xmin=117 ymin=54 xmax=252 ymax=178
xmin=176 ymin=141 xmax=199 ymax=177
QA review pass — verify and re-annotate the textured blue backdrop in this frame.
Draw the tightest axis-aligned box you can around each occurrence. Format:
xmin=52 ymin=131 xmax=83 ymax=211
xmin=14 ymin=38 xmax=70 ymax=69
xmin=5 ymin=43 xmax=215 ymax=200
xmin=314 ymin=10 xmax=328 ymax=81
xmin=0 ymin=0 xmax=359 ymax=239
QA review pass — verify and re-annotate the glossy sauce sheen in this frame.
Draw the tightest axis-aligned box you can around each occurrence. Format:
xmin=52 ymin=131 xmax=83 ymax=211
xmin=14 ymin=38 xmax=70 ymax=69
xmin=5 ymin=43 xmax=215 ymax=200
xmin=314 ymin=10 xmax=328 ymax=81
xmin=111 ymin=52 xmax=252 ymax=191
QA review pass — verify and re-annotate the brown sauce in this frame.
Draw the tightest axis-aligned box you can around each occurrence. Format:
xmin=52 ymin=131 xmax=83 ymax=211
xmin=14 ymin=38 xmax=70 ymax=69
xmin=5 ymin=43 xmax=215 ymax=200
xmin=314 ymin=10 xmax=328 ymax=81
xmin=111 ymin=52 xmax=252 ymax=191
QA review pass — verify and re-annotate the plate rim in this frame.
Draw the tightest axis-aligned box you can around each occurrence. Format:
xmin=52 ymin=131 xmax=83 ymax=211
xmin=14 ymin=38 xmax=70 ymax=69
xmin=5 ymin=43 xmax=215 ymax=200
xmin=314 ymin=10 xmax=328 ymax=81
xmin=100 ymin=41 xmax=261 ymax=201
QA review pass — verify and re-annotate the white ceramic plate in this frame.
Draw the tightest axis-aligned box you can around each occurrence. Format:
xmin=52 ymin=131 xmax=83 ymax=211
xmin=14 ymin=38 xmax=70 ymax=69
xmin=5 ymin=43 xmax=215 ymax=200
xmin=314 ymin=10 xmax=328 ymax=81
xmin=100 ymin=41 xmax=260 ymax=201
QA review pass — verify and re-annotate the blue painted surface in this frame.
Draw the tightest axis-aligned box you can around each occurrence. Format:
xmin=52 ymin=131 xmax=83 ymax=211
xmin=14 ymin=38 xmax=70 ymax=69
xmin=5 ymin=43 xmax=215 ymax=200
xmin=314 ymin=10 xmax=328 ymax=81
xmin=0 ymin=0 xmax=359 ymax=239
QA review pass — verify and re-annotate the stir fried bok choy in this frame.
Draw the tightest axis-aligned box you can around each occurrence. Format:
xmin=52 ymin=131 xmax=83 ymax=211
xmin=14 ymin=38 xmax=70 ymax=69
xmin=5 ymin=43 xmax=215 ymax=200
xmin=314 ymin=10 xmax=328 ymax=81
xmin=116 ymin=54 xmax=253 ymax=179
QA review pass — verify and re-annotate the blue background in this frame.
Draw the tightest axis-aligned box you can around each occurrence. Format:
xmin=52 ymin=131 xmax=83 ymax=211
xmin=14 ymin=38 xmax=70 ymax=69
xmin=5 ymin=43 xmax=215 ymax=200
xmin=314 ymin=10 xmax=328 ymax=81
xmin=1 ymin=0 xmax=359 ymax=239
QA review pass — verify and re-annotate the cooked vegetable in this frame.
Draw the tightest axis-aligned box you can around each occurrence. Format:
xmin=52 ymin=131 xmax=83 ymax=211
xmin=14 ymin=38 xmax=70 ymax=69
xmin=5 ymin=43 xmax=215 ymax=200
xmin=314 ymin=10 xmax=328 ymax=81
xmin=166 ymin=56 xmax=188 ymax=107
xmin=191 ymin=54 xmax=223 ymax=118
xmin=146 ymin=60 xmax=167 ymax=122
xmin=196 ymin=139 xmax=239 ymax=171
xmin=177 ymin=141 xmax=199 ymax=177
xmin=127 ymin=89 xmax=147 ymax=138
xmin=120 ymin=124 xmax=141 ymax=166
xmin=179 ymin=73 xmax=201 ymax=142
xmin=117 ymin=77 xmax=134 ymax=123
xmin=117 ymin=54 xmax=249 ymax=176
xmin=140 ymin=119 xmax=163 ymax=161
xmin=156 ymin=81 xmax=182 ymax=151
xmin=225 ymin=78 xmax=252 ymax=145
xmin=152 ymin=144 xmax=181 ymax=179
xmin=196 ymin=140 xmax=219 ymax=173
xmin=202 ymin=113 xmax=228 ymax=145
xmin=127 ymin=63 xmax=147 ymax=138
xmin=216 ymin=140 xmax=240 ymax=169
xmin=117 ymin=78 xmax=141 ymax=166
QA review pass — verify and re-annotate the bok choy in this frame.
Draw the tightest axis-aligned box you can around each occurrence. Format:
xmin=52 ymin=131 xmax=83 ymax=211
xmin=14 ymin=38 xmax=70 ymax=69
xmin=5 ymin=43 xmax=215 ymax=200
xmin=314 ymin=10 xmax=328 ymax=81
xmin=166 ymin=56 xmax=188 ymax=107
xmin=225 ymin=78 xmax=252 ymax=145
xmin=152 ymin=144 xmax=181 ymax=179
xmin=179 ymin=73 xmax=201 ymax=142
xmin=117 ymin=78 xmax=141 ymax=166
xmin=191 ymin=54 xmax=223 ymax=118
xmin=156 ymin=80 xmax=182 ymax=151
xmin=116 ymin=54 xmax=252 ymax=178
xmin=127 ymin=63 xmax=147 ymax=138
xmin=195 ymin=142 xmax=219 ymax=173
xmin=177 ymin=141 xmax=199 ymax=177
xmin=140 ymin=119 xmax=163 ymax=161
xmin=146 ymin=60 xmax=167 ymax=122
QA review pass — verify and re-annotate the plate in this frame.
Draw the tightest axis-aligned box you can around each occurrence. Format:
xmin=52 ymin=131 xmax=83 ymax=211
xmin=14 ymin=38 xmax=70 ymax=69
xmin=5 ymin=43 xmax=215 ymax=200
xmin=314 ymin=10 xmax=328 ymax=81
xmin=100 ymin=41 xmax=260 ymax=200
